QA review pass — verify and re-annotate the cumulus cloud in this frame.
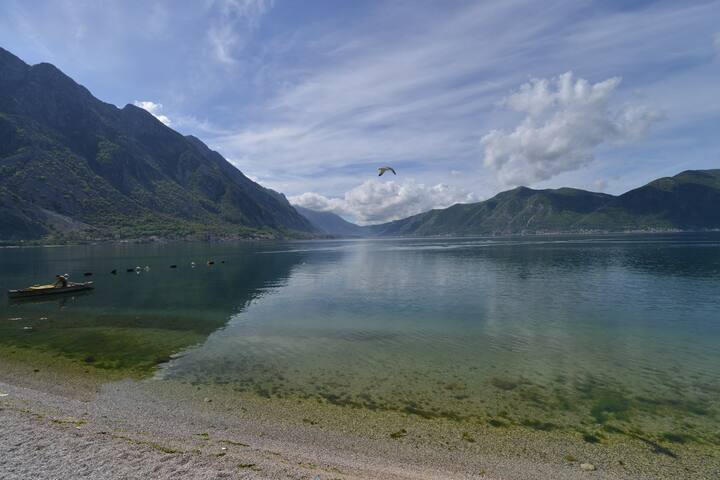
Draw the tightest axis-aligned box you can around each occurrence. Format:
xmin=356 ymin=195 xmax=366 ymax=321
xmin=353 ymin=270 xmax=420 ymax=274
xmin=481 ymin=72 xmax=661 ymax=186
xmin=133 ymin=100 xmax=171 ymax=125
xmin=290 ymin=180 xmax=477 ymax=225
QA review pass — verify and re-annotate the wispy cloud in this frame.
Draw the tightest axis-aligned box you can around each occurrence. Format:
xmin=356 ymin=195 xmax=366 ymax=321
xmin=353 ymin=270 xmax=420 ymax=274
xmin=206 ymin=0 xmax=274 ymax=65
xmin=206 ymin=1 xmax=719 ymax=198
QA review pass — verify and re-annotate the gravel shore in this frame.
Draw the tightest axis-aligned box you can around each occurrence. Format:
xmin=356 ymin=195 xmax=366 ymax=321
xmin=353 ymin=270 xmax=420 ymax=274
xmin=1 ymin=361 xmax=717 ymax=480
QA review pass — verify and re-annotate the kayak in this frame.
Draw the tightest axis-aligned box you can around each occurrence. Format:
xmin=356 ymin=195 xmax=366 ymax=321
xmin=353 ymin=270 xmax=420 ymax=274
xmin=7 ymin=282 xmax=94 ymax=298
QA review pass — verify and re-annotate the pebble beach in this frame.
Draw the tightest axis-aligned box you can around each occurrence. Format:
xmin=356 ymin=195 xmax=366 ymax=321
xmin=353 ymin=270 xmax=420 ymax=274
xmin=2 ymin=357 xmax=717 ymax=480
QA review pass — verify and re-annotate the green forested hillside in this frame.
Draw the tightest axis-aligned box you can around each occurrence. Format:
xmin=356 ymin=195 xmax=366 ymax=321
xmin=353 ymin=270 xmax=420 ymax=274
xmin=0 ymin=47 xmax=314 ymax=241
xmin=369 ymin=170 xmax=720 ymax=236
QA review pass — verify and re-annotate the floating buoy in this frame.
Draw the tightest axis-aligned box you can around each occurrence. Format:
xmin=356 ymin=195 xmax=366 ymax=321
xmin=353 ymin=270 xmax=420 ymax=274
xmin=170 ymin=265 xmax=177 ymax=269
xmin=111 ymin=269 xmax=117 ymax=275
xmin=191 ymin=262 xmax=196 ymax=268
xmin=83 ymin=272 xmax=93 ymax=276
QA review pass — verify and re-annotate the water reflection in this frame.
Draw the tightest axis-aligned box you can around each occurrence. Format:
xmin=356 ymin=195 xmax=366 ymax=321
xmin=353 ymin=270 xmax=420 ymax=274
xmin=0 ymin=242 xmax=304 ymax=373
xmin=159 ymin=234 xmax=720 ymax=449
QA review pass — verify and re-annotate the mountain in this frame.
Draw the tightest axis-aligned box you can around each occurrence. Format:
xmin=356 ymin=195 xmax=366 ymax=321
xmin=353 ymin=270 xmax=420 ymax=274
xmin=293 ymin=206 xmax=365 ymax=237
xmin=370 ymin=170 xmax=720 ymax=236
xmin=0 ymin=47 xmax=314 ymax=241
xmin=598 ymin=169 xmax=720 ymax=230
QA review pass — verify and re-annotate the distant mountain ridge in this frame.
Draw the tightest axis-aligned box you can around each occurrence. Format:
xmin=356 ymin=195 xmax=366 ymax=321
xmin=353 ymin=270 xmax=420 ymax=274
xmin=0 ymin=47 xmax=314 ymax=241
xmin=293 ymin=206 xmax=365 ymax=237
xmin=369 ymin=169 xmax=720 ymax=236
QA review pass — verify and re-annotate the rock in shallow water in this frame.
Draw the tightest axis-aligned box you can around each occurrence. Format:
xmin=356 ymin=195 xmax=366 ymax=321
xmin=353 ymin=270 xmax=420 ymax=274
xmin=580 ymin=462 xmax=596 ymax=471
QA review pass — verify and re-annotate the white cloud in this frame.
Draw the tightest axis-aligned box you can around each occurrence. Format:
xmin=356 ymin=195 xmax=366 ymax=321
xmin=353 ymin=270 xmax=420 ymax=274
xmin=480 ymin=72 xmax=661 ymax=186
xmin=133 ymin=100 xmax=171 ymax=125
xmin=290 ymin=180 xmax=477 ymax=225
xmin=207 ymin=0 xmax=274 ymax=64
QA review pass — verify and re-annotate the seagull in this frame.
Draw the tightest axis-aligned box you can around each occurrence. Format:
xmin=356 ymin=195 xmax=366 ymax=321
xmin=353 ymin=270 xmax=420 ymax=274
xmin=377 ymin=166 xmax=396 ymax=176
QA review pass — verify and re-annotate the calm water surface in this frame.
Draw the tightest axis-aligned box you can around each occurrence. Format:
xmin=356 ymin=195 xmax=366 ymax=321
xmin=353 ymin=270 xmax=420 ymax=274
xmin=2 ymin=234 xmax=719 ymax=445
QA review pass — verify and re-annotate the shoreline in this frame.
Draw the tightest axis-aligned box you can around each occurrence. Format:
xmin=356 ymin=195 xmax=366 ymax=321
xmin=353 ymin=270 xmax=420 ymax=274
xmin=1 ymin=359 xmax=717 ymax=479
xmin=2 ymin=228 xmax=719 ymax=249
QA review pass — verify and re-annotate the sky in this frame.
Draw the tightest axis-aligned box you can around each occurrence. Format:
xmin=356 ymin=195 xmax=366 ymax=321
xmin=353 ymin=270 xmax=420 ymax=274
xmin=1 ymin=0 xmax=719 ymax=224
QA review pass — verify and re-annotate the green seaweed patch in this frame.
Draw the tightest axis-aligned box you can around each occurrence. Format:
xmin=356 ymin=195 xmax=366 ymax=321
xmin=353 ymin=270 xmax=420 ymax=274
xmin=444 ymin=382 xmax=467 ymax=391
xmin=661 ymin=432 xmax=689 ymax=444
xmin=403 ymin=402 xmax=440 ymax=419
xmin=50 ymin=417 xmax=87 ymax=427
xmin=487 ymin=418 xmax=509 ymax=428
xmin=320 ymin=392 xmax=364 ymax=409
xmin=518 ymin=387 xmax=547 ymax=406
xmin=220 ymin=439 xmax=249 ymax=447
xmin=583 ymin=433 xmax=602 ymax=444
xmin=635 ymin=396 xmax=710 ymax=417
xmin=0 ymin=323 xmax=203 ymax=377
xmin=589 ymin=390 xmax=631 ymax=424
xmin=554 ymin=393 xmax=574 ymax=412
xmin=520 ymin=419 xmax=557 ymax=431
xmin=602 ymin=424 xmax=624 ymax=434
xmin=491 ymin=377 xmax=526 ymax=391
xmin=109 ymin=433 xmax=181 ymax=454
xmin=692 ymin=380 xmax=720 ymax=395
xmin=390 ymin=428 xmax=408 ymax=439
xmin=630 ymin=434 xmax=677 ymax=458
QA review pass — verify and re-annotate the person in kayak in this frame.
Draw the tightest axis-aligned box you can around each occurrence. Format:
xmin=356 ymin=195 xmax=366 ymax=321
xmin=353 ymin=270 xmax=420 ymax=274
xmin=54 ymin=274 xmax=68 ymax=288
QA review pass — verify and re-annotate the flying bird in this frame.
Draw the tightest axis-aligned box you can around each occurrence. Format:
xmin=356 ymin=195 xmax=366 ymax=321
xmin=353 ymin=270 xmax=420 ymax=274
xmin=378 ymin=166 xmax=396 ymax=176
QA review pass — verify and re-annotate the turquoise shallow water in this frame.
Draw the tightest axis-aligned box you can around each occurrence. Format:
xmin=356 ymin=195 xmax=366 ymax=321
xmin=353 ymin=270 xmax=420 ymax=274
xmin=2 ymin=234 xmax=720 ymax=446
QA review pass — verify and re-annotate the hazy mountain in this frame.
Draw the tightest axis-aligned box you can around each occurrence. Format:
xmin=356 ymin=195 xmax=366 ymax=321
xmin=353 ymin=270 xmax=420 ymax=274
xmin=369 ymin=170 xmax=720 ymax=236
xmin=293 ymin=206 xmax=365 ymax=237
xmin=0 ymin=47 xmax=314 ymax=241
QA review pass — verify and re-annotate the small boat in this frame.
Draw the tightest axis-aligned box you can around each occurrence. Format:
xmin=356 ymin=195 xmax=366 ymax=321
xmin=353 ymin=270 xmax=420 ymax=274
xmin=7 ymin=282 xmax=94 ymax=299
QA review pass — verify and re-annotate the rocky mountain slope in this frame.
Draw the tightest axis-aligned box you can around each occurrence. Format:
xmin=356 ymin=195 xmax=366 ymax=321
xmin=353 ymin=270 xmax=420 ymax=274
xmin=0 ymin=47 xmax=314 ymax=241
